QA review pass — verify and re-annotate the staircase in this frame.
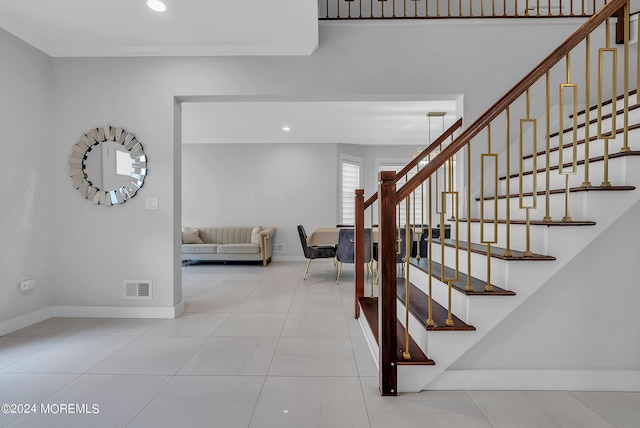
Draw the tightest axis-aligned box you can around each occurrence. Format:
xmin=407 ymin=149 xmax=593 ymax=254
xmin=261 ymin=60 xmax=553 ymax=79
xmin=353 ymin=0 xmax=640 ymax=394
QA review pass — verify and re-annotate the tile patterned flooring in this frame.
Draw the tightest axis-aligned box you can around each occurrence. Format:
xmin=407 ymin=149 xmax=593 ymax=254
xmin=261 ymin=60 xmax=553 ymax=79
xmin=0 ymin=261 xmax=638 ymax=427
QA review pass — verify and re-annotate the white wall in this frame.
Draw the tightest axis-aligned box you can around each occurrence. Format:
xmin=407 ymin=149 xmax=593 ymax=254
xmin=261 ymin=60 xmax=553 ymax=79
xmin=1 ymin=19 xmax=584 ymax=319
xmin=0 ymin=29 xmax=53 ymax=330
xmin=182 ymin=143 xmax=339 ymax=258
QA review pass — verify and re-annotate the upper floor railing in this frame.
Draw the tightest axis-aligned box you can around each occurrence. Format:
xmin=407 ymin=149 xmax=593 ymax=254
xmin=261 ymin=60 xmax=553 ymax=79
xmin=320 ymin=0 xmax=610 ymax=19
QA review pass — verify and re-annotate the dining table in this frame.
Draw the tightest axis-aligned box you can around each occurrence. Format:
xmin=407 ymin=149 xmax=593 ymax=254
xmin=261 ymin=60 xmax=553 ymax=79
xmin=306 ymin=227 xmax=381 ymax=247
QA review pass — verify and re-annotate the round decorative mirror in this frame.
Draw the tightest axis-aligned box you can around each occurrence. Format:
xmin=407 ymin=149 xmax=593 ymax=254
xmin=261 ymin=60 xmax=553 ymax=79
xmin=68 ymin=126 xmax=148 ymax=205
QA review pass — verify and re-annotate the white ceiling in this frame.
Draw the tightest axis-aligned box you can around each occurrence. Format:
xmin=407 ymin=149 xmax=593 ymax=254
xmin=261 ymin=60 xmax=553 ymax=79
xmin=0 ymin=0 xmax=319 ymax=57
xmin=182 ymin=99 xmax=459 ymax=145
xmin=0 ymin=1 xmax=459 ymax=145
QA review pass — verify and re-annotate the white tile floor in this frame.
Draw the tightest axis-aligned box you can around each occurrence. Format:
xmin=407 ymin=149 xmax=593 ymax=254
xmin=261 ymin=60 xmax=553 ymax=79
xmin=0 ymin=261 xmax=638 ymax=427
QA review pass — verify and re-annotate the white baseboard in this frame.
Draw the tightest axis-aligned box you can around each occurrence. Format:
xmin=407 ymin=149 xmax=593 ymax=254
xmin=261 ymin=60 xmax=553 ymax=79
xmin=0 ymin=307 xmax=52 ymax=336
xmin=427 ymin=369 xmax=640 ymax=391
xmin=50 ymin=305 xmax=181 ymax=319
xmin=0 ymin=303 xmax=183 ymax=336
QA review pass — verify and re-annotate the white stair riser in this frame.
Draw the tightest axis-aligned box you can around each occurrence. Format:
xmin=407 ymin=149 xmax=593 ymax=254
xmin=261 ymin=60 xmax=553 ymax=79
xmin=428 ymin=242 xmax=509 ymax=288
xmin=485 ymin=190 xmax=592 ymax=221
xmin=456 ymin=222 xmax=550 ymax=255
xmin=508 ymin=153 xmax=633 ymax=194
xmin=409 ymin=265 xmax=470 ymax=324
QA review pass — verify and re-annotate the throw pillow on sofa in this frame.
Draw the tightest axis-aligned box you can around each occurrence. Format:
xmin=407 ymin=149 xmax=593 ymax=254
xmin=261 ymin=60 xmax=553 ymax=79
xmin=182 ymin=227 xmax=204 ymax=244
xmin=251 ymin=226 xmax=263 ymax=245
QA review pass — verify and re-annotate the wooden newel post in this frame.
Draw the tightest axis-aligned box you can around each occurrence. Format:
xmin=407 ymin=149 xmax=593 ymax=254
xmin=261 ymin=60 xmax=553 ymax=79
xmin=354 ymin=189 xmax=365 ymax=319
xmin=378 ymin=171 xmax=398 ymax=396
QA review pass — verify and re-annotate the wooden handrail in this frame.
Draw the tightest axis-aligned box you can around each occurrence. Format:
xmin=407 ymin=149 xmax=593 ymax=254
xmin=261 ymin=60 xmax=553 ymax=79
xmin=363 ymin=118 xmax=463 ymax=209
xmin=396 ymin=0 xmax=627 ymax=203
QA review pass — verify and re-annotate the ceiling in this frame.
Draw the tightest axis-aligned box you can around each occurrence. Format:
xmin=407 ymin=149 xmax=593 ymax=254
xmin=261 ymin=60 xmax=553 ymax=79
xmin=0 ymin=0 xmax=319 ymax=57
xmin=182 ymin=99 xmax=459 ymax=145
xmin=0 ymin=1 xmax=459 ymax=145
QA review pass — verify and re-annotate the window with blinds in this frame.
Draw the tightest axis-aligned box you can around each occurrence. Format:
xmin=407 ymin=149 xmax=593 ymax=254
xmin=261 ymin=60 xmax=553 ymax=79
xmin=341 ymin=159 xmax=361 ymax=226
xmin=380 ymin=164 xmax=425 ymax=227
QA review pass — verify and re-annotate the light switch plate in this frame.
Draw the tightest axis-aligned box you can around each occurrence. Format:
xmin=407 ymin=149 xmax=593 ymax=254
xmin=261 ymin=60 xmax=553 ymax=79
xmin=145 ymin=197 xmax=158 ymax=210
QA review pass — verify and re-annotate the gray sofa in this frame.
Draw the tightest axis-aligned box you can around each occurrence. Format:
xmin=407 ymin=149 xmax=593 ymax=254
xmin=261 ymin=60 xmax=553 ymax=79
xmin=182 ymin=226 xmax=276 ymax=266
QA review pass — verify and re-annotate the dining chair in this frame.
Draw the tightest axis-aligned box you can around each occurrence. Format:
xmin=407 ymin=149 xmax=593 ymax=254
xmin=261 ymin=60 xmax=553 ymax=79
xmin=373 ymin=227 xmax=413 ymax=280
xmin=297 ymin=225 xmax=337 ymax=280
xmin=335 ymin=228 xmax=373 ymax=284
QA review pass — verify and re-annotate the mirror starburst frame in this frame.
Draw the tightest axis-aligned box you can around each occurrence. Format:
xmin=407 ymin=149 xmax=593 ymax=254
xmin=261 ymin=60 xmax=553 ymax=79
xmin=68 ymin=126 xmax=148 ymax=205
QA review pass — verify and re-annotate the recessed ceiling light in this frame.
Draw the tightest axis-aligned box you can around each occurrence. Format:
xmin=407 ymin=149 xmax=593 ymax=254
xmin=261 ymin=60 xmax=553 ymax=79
xmin=147 ymin=0 xmax=167 ymax=12
xmin=282 ymin=126 xmax=291 ymax=132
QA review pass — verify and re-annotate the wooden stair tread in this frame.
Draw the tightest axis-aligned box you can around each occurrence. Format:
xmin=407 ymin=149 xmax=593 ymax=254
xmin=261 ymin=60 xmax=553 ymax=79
xmin=476 ymin=185 xmax=636 ymax=201
xmin=410 ymin=257 xmax=515 ymax=295
xmin=358 ymin=297 xmax=435 ymax=365
xmin=396 ymin=278 xmax=476 ymax=331
xmin=435 ymin=239 xmax=555 ymax=261
xmin=458 ymin=218 xmax=596 ymax=226
xmin=502 ymin=151 xmax=640 ymax=180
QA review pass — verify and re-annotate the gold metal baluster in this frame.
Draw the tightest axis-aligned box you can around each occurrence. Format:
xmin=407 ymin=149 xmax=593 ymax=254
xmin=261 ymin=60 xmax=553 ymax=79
xmin=621 ymin=1 xmax=630 ymax=152
xmin=417 ymin=162 xmax=424 ymax=260
xmin=491 ymin=0 xmax=496 ymax=16
xmin=469 ymin=0 xmax=473 ymax=17
xmin=393 ymin=0 xmax=397 ymax=17
xmin=481 ymin=0 xmax=485 ymax=16
xmin=544 ymin=72 xmax=552 ymax=221
xmin=403 ymin=0 xmax=406 ymax=18
xmin=427 ymin=159 xmax=434 ymax=327
xmin=337 ymin=0 xmax=341 ymax=18
xmin=520 ymin=89 xmax=538 ymax=255
xmin=466 ymin=141 xmax=473 ymax=291
xmin=441 ymin=177 xmax=459 ymax=327
xmin=360 ymin=0 xmax=363 ymax=18
xmin=583 ymin=35 xmax=592 ymax=186
xmin=447 ymin=0 xmax=451 ymax=17
xmin=559 ymin=54 xmax=579 ymax=222
xmin=371 ymin=0 xmax=374 ymax=18
xmin=348 ymin=0 xmax=352 ymax=18
xmin=503 ymin=0 xmax=507 ymax=17
xmin=412 ymin=166 xmax=417 ymax=250
xmin=505 ymin=107 xmax=513 ymax=257
xmin=515 ymin=0 xmax=519 ymax=16
xmin=525 ymin=0 xmax=529 ymax=15
xmin=598 ymin=18 xmax=616 ymax=187
xmin=436 ymin=0 xmax=440 ymax=17
xmin=371 ymin=207 xmax=376 ymax=294
xmin=402 ymin=194 xmax=411 ymax=360
xmin=548 ymin=0 xmax=552 ymax=16
xmin=481 ymin=125 xmax=498 ymax=291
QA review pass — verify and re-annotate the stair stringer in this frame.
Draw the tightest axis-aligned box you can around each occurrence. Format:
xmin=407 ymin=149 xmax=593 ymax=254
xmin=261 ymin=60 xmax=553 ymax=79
xmin=393 ymin=161 xmax=640 ymax=392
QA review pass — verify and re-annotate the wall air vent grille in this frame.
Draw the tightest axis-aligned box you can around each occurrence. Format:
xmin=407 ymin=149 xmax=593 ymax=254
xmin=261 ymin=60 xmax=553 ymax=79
xmin=123 ymin=280 xmax=152 ymax=299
